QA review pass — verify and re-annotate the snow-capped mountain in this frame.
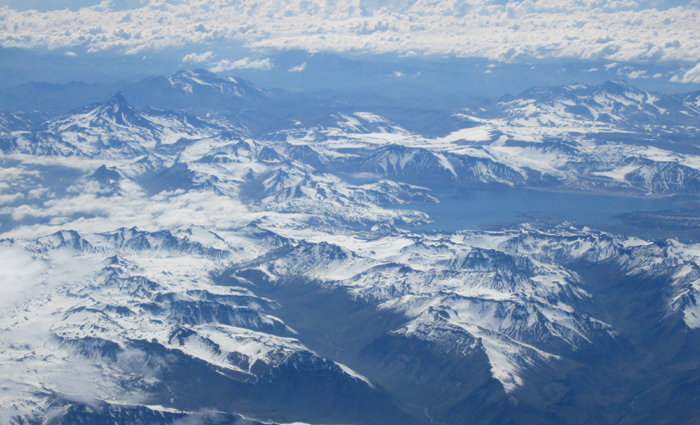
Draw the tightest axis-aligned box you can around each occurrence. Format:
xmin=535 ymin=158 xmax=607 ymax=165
xmin=4 ymin=74 xmax=700 ymax=424
xmin=121 ymin=69 xmax=284 ymax=113
xmin=166 ymin=69 xmax=270 ymax=98
xmin=678 ymin=90 xmax=700 ymax=110
xmin=0 ymin=110 xmax=49 ymax=133
xmin=230 ymin=231 xmax=614 ymax=392
xmin=487 ymin=80 xmax=700 ymax=128
xmin=1 ymin=93 xmax=232 ymax=159
xmin=4 ymin=74 xmax=700 ymax=195
xmin=6 ymin=220 xmax=700 ymax=424
xmin=0 ymin=226 xmax=410 ymax=425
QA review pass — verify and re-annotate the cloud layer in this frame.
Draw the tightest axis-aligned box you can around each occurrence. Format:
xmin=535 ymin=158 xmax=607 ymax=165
xmin=0 ymin=0 xmax=699 ymax=64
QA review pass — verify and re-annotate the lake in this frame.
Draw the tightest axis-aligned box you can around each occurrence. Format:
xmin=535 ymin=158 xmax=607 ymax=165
xmin=391 ymin=187 xmax=700 ymax=232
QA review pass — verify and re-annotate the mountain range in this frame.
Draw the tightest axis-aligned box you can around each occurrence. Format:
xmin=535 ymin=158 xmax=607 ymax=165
xmin=2 ymin=70 xmax=700 ymax=424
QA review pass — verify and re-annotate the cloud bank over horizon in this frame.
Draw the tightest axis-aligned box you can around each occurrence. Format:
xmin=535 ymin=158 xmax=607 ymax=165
xmin=0 ymin=0 xmax=699 ymax=72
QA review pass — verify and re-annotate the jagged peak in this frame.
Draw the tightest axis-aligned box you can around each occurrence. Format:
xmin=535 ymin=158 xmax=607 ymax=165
xmin=96 ymin=92 xmax=139 ymax=115
xmin=88 ymin=92 xmax=153 ymax=129
xmin=90 ymin=164 xmax=122 ymax=184
xmin=107 ymin=91 xmax=128 ymax=105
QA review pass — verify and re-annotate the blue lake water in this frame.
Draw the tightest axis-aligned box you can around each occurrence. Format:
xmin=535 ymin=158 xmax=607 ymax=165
xmin=392 ymin=187 xmax=699 ymax=232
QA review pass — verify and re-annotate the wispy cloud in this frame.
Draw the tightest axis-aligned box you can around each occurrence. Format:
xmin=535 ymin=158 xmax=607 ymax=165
xmin=0 ymin=177 xmax=257 ymax=241
xmin=209 ymin=57 xmax=274 ymax=72
xmin=628 ymin=70 xmax=647 ymax=79
xmin=182 ymin=51 xmax=215 ymax=64
xmin=288 ymin=62 xmax=306 ymax=72
xmin=671 ymin=63 xmax=700 ymax=84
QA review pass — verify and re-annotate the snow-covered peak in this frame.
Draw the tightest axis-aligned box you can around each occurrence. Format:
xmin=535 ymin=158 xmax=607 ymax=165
xmin=335 ymin=113 xmax=408 ymax=135
xmin=42 ymin=92 xmax=152 ymax=134
xmin=493 ymin=80 xmax=700 ymax=128
xmin=4 ymin=93 xmax=235 ymax=159
xmin=167 ymin=69 xmax=270 ymax=99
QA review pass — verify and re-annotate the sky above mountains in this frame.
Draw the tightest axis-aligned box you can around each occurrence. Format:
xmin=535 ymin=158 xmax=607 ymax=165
xmin=0 ymin=0 xmax=699 ymax=84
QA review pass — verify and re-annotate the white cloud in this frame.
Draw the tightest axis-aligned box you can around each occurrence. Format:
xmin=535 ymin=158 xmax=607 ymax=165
xmin=628 ymin=70 xmax=647 ymax=79
xmin=288 ymin=62 xmax=307 ymax=72
xmin=208 ymin=57 xmax=274 ymax=72
xmin=0 ymin=178 xmax=259 ymax=241
xmin=0 ymin=1 xmax=699 ymax=65
xmin=0 ymin=192 xmax=24 ymax=204
xmin=182 ymin=51 xmax=215 ymax=64
xmin=670 ymin=63 xmax=700 ymax=83
xmin=0 ymin=246 xmax=45 ymax=313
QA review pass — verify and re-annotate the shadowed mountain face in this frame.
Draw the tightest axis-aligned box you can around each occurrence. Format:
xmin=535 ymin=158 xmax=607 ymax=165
xmin=3 ymin=72 xmax=700 ymax=425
